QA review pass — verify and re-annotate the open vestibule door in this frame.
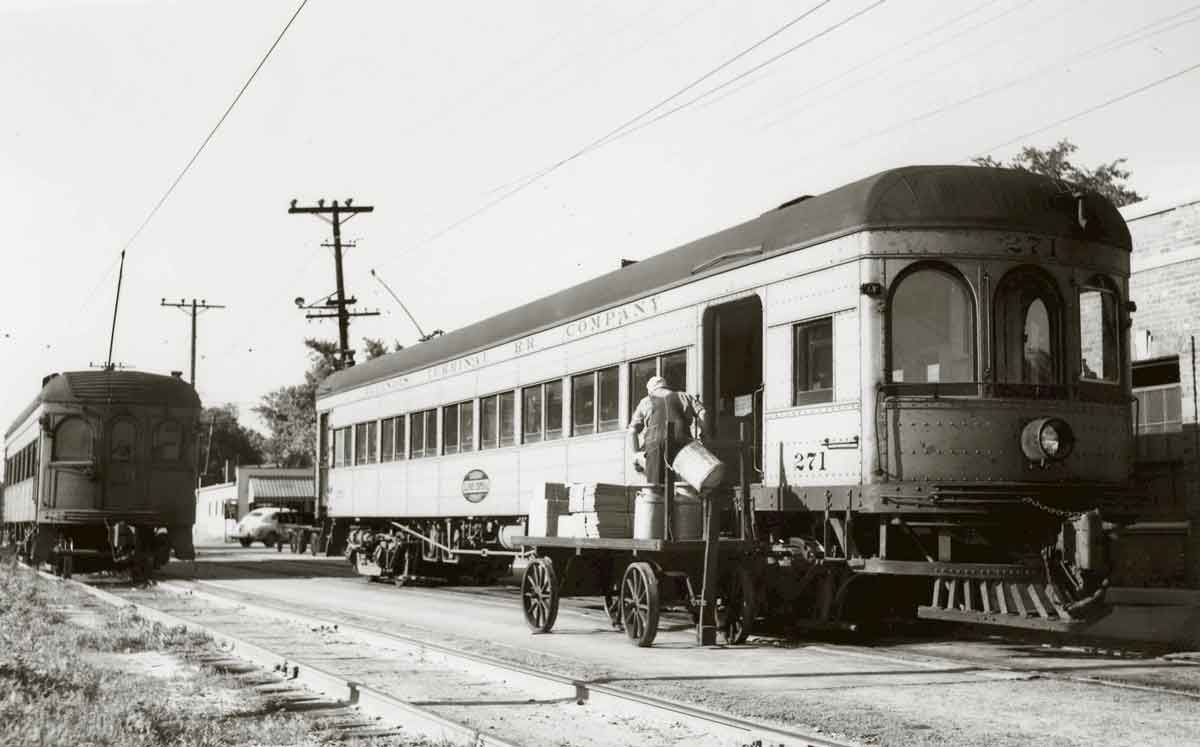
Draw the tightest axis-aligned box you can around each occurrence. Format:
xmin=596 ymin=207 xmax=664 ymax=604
xmin=702 ymin=295 xmax=764 ymax=486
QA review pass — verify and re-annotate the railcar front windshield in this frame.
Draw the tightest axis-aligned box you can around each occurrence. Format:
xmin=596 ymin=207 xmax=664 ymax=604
xmin=994 ymin=267 xmax=1061 ymax=386
xmin=1079 ymin=283 xmax=1121 ymax=383
xmin=889 ymin=267 xmax=975 ymax=384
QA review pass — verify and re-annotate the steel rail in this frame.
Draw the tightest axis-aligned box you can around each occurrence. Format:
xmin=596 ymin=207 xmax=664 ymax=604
xmin=146 ymin=578 xmax=851 ymax=747
xmin=32 ymin=569 xmax=518 ymax=747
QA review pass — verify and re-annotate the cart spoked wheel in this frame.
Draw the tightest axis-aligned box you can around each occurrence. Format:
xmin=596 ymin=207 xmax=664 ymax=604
xmin=522 ymin=557 xmax=559 ymax=633
xmin=620 ymin=562 xmax=660 ymax=647
xmin=716 ymin=566 xmax=757 ymax=645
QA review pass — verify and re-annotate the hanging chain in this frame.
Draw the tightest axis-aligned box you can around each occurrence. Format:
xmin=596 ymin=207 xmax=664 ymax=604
xmin=1020 ymin=495 xmax=1084 ymax=521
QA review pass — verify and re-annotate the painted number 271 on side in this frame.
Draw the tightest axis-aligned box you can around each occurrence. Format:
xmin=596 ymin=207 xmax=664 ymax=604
xmin=794 ymin=450 xmax=827 ymax=472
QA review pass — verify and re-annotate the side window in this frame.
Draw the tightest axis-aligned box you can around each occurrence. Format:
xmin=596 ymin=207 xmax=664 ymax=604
xmin=629 ymin=351 xmax=688 ymax=415
xmin=890 ymin=266 xmax=975 ymax=383
xmin=54 ymin=417 xmax=93 ymax=461
xmin=395 ymin=416 xmax=407 ymax=460
xmin=153 ymin=420 xmax=184 ymax=461
xmin=366 ymin=421 xmax=378 ymax=463
xmin=994 ymin=268 xmax=1061 ymax=386
xmin=573 ymin=366 xmax=620 ymax=436
xmin=522 ymin=381 xmax=563 ymax=443
xmin=354 ymin=423 xmax=368 ymax=465
xmin=381 ymin=417 xmax=395 ymax=462
xmin=333 ymin=428 xmax=345 ymax=468
xmin=793 ymin=317 xmax=833 ymax=405
xmin=480 ymin=392 xmax=515 ymax=450
xmin=110 ymin=419 xmax=137 ymax=462
xmin=1079 ymin=280 xmax=1120 ymax=383
xmin=410 ymin=410 xmax=438 ymax=458
xmin=443 ymin=402 xmax=474 ymax=454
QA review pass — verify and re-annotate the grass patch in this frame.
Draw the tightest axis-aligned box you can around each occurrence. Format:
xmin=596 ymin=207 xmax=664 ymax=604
xmin=0 ymin=557 xmax=433 ymax=746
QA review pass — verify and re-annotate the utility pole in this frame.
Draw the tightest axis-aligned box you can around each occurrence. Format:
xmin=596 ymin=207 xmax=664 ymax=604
xmin=289 ymin=198 xmax=378 ymax=369
xmin=160 ymin=298 xmax=226 ymax=388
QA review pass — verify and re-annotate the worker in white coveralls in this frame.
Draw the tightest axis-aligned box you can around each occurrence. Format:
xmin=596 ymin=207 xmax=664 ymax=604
xmin=628 ymin=375 xmax=707 ymax=486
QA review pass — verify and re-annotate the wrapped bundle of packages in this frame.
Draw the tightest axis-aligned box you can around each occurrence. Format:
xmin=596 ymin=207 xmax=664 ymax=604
xmin=527 ymin=481 xmax=569 ymax=537
xmin=561 ymin=483 xmax=635 ymax=539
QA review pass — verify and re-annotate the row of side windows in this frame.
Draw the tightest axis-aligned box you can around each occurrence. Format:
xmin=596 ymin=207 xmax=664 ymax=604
xmin=4 ymin=441 xmax=38 ymax=484
xmin=331 ymin=351 xmax=686 ymax=468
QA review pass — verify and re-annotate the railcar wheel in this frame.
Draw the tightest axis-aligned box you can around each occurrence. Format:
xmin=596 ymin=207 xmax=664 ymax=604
xmin=238 ymin=538 xmax=252 ymax=548
xmin=716 ymin=566 xmax=757 ymax=645
xmin=620 ymin=562 xmax=660 ymax=647
xmin=522 ymin=557 xmax=559 ymax=633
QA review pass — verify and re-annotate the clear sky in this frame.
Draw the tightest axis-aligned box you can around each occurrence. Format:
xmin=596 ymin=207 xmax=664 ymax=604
xmin=2 ymin=0 xmax=1199 ymax=443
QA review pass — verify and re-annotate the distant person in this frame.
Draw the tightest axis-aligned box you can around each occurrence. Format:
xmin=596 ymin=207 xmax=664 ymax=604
xmin=628 ymin=376 xmax=707 ymax=486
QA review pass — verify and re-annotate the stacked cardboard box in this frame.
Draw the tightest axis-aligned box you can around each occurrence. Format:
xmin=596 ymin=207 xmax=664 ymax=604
xmin=527 ymin=481 xmax=569 ymax=537
xmin=548 ymin=482 xmax=636 ymax=539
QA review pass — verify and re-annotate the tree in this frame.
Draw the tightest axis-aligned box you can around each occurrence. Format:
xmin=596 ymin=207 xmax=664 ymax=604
xmin=253 ymin=339 xmax=338 ymax=467
xmin=362 ymin=337 xmax=404 ymax=361
xmin=195 ymin=404 xmax=266 ymax=486
xmin=973 ymin=139 xmax=1144 ymax=207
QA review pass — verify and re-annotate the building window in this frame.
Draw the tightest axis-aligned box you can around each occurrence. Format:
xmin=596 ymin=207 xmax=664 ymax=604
xmin=890 ymin=266 xmax=975 ymax=383
xmin=994 ymin=267 xmax=1061 ymax=385
xmin=410 ymin=409 xmax=438 ymax=458
xmin=443 ymin=401 xmax=475 ymax=454
xmin=629 ymin=350 xmax=688 ymax=415
xmin=522 ymin=380 xmax=564 ymax=443
xmin=480 ymin=392 xmax=516 ymax=450
xmin=1133 ymin=357 xmax=1182 ymax=434
xmin=573 ymin=366 xmax=620 ymax=436
xmin=1079 ymin=280 xmax=1120 ymax=383
xmin=381 ymin=417 xmax=395 ymax=462
xmin=354 ymin=423 xmax=368 ymax=465
xmin=153 ymin=420 xmax=184 ymax=461
xmin=793 ymin=317 xmax=833 ymax=405
xmin=53 ymin=417 xmax=93 ymax=461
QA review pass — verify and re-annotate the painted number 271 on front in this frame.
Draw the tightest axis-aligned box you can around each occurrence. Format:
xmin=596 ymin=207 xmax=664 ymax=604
xmin=794 ymin=450 xmax=827 ymax=472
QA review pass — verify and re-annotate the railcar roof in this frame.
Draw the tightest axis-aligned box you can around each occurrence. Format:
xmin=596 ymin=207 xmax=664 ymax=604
xmin=5 ymin=370 xmax=201 ymax=438
xmin=319 ymin=164 xmax=1131 ymax=400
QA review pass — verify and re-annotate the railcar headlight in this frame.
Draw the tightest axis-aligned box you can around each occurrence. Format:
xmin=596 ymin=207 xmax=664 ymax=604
xmin=1020 ymin=417 xmax=1074 ymax=462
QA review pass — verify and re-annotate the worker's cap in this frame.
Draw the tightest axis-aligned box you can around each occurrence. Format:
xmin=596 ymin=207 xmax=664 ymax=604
xmin=646 ymin=375 xmax=668 ymax=393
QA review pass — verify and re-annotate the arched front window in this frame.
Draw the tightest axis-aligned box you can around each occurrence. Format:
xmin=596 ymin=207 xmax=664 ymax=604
xmin=1079 ymin=277 xmax=1121 ymax=383
xmin=110 ymin=419 xmax=137 ymax=462
xmin=994 ymin=267 xmax=1061 ymax=385
xmin=54 ymin=417 xmax=93 ymax=460
xmin=889 ymin=266 xmax=975 ymax=384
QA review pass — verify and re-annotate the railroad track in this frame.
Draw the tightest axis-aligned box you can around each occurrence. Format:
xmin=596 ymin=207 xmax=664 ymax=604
xmin=70 ymin=573 xmax=852 ymax=747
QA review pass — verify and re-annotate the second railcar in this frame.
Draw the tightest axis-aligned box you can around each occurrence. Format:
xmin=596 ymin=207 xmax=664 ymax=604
xmin=2 ymin=369 xmax=201 ymax=576
xmin=315 ymin=164 xmax=1140 ymax=630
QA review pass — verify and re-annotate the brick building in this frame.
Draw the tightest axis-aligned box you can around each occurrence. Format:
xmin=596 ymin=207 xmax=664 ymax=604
xmin=1122 ymin=193 xmax=1200 ymax=585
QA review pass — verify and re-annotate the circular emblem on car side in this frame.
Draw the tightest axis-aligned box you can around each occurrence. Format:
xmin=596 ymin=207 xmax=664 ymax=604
xmin=462 ymin=469 xmax=490 ymax=503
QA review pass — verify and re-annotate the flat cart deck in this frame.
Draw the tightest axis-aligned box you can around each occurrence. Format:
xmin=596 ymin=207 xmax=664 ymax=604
xmin=511 ymin=534 xmax=758 ymax=648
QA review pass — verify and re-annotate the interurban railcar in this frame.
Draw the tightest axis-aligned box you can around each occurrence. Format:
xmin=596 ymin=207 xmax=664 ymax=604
xmin=1 ymin=369 xmax=201 ymax=575
xmin=315 ymin=164 xmax=1140 ymax=633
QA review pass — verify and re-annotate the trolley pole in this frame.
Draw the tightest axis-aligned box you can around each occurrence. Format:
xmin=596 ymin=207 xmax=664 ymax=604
xmin=288 ymin=198 xmax=378 ymax=369
xmin=160 ymin=298 xmax=226 ymax=388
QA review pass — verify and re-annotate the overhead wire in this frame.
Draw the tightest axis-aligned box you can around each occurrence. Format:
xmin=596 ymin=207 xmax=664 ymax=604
xmin=824 ymin=4 xmax=1200 ymax=154
xmin=971 ymin=57 xmax=1200 ymax=160
xmin=376 ymin=0 xmax=887 ymax=272
xmin=117 ymin=0 xmax=309 ymax=258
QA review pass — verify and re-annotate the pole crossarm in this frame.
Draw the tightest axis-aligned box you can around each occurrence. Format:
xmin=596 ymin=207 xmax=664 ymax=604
xmin=289 ymin=198 xmax=375 ymax=370
xmin=160 ymin=297 xmax=226 ymax=387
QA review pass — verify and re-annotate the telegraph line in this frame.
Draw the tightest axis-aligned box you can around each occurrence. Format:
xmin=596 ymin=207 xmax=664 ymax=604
xmin=160 ymin=298 xmax=227 ymax=389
